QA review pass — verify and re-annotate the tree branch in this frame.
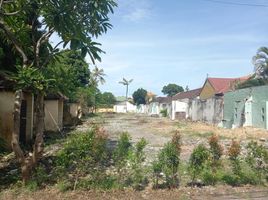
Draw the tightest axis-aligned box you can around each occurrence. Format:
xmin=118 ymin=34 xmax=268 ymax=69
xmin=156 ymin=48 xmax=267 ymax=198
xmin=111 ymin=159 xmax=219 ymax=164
xmin=41 ymin=41 xmax=64 ymax=68
xmin=35 ymin=28 xmax=54 ymax=67
xmin=0 ymin=10 xmax=20 ymax=16
xmin=0 ymin=20 xmax=28 ymax=66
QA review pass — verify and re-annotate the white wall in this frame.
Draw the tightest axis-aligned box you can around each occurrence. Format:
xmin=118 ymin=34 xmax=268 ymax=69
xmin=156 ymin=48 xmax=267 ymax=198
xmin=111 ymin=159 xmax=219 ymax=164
xmin=113 ymin=102 xmax=137 ymax=113
xmin=171 ymin=100 xmax=188 ymax=120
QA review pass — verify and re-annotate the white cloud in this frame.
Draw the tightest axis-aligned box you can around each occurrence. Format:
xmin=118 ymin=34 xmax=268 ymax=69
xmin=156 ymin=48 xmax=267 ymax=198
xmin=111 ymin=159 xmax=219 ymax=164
xmin=117 ymin=0 xmax=152 ymax=22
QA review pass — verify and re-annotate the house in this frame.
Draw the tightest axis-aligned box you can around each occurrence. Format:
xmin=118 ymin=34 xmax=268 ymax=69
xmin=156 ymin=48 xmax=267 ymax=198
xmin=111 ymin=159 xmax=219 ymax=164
xmin=171 ymin=88 xmax=201 ymax=120
xmin=0 ymin=76 xmax=34 ymax=147
xmin=223 ymin=85 xmax=268 ymax=130
xmin=113 ymin=101 xmax=137 ymax=113
xmin=63 ymin=102 xmax=82 ymax=126
xmin=44 ymin=93 xmax=68 ymax=132
xmin=199 ymin=77 xmax=249 ymax=100
xmin=149 ymin=97 xmax=172 ymax=117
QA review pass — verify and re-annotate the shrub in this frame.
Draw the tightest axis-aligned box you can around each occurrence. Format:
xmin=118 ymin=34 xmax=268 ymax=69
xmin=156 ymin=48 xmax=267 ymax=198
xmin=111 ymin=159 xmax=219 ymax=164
xmin=112 ymin=132 xmax=132 ymax=186
xmin=160 ymin=109 xmax=168 ymax=117
xmin=54 ymin=127 xmax=109 ymax=190
xmin=208 ymin=134 xmax=223 ymax=163
xmin=152 ymin=133 xmax=182 ymax=189
xmin=246 ymin=141 xmax=268 ymax=183
xmin=128 ymin=138 xmax=148 ymax=190
xmin=188 ymin=144 xmax=210 ymax=184
xmin=228 ymin=140 xmax=241 ymax=176
xmin=201 ymin=168 xmax=221 ymax=186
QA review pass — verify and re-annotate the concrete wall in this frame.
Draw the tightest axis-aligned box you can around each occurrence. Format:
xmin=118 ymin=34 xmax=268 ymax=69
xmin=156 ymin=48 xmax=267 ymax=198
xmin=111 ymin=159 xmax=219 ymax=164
xmin=136 ymin=104 xmax=149 ymax=114
xmin=44 ymin=99 xmax=63 ymax=132
xmin=223 ymin=85 xmax=268 ymax=129
xmin=172 ymin=99 xmax=188 ymax=120
xmin=200 ymin=80 xmax=215 ymax=100
xmin=113 ymin=102 xmax=136 ymax=113
xmin=189 ymin=97 xmax=223 ymax=124
xmin=148 ymin=102 xmax=160 ymax=116
xmin=0 ymin=91 xmax=33 ymax=147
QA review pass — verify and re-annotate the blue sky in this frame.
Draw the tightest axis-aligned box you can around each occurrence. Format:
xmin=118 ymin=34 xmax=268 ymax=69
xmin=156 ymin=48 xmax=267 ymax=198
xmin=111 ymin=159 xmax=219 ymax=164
xmin=88 ymin=0 xmax=268 ymax=97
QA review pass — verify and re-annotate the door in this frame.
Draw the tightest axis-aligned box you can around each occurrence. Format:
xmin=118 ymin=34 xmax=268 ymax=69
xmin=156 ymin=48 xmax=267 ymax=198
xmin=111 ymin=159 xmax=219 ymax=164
xmin=19 ymin=100 xmax=27 ymax=144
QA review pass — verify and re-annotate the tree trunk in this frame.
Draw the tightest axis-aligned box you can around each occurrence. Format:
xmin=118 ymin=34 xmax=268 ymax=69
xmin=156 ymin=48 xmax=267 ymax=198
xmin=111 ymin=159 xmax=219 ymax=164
xmin=11 ymin=90 xmax=31 ymax=184
xmin=11 ymin=91 xmax=45 ymax=184
xmin=32 ymin=93 xmax=44 ymax=166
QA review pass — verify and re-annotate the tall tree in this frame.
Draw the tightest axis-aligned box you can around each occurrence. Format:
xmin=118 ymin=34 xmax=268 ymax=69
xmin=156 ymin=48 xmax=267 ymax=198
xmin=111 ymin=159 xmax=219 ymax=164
xmin=0 ymin=0 xmax=117 ymax=183
xmin=132 ymin=88 xmax=147 ymax=105
xmin=252 ymin=47 xmax=268 ymax=79
xmin=162 ymin=83 xmax=184 ymax=97
xmin=119 ymin=78 xmax=133 ymax=101
xmin=90 ymin=66 xmax=106 ymax=112
xmin=45 ymin=50 xmax=90 ymax=101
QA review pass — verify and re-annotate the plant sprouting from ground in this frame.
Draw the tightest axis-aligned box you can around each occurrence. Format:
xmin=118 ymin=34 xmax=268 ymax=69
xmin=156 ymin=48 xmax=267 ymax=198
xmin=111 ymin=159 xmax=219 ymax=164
xmin=188 ymin=144 xmax=210 ymax=184
xmin=246 ymin=141 xmax=268 ymax=182
xmin=112 ymin=132 xmax=132 ymax=186
xmin=129 ymin=138 xmax=148 ymax=190
xmin=228 ymin=140 xmax=241 ymax=176
xmin=152 ymin=132 xmax=182 ymax=188
xmin=208 ymin=134 xmax=223 ymax=169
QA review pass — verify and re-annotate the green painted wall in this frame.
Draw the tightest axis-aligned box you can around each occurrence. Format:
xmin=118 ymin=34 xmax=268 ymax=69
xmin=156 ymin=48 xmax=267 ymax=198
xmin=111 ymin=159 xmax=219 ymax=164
xmin=223 ymin=85 xmax=268 ymax=129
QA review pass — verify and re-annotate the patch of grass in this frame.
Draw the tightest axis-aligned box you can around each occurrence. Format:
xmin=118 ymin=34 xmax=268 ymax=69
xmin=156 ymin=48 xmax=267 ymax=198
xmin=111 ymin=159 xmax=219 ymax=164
xmin=177 ymin=121 xmax=188 ymax=129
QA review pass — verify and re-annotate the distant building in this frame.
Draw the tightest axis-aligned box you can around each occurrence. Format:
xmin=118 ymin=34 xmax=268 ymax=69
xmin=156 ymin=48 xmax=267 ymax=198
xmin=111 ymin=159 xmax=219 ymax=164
xmin=149 ymin=96 xmax=172 ymax=117
xmin=113 ymin=101 xmax=136 ymax=113
xmin=199 ymin=76 xmax=249 ymax=100
xmin=223 ymin=85 xmax=268 ymax=130
xmin=171 ymin=88 xmax=201 ymax=120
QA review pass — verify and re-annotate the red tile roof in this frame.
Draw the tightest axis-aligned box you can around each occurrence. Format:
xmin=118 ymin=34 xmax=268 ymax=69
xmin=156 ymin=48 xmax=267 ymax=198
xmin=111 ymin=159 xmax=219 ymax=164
xmin=152 ymin=96 xmax=172 ymax=103
xmin=207 ymin=76 xmax=249 ymax=94
xmin=172 ymin=88 xmax=202 ymax=100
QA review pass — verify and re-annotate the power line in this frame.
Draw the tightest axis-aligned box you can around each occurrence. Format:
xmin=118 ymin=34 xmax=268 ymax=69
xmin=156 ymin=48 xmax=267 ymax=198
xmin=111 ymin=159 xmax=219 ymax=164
xmin=201 ymin=0 xmax=268 ymax=7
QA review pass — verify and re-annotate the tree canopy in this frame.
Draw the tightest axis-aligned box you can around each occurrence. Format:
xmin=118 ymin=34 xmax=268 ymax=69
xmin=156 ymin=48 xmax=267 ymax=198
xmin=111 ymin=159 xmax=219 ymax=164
xmin=133 ymin=88 xmax=147 ymax=105
xmin=162 ymin=84 xmax=184 ymax=97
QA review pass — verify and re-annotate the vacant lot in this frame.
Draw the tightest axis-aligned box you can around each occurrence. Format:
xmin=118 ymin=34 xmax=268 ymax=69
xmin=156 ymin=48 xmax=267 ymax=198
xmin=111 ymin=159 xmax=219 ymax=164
xmin=84 ymin=113 xmax=268 ymax=162
xmin=1 ymin=113 xmax=268 ymax=200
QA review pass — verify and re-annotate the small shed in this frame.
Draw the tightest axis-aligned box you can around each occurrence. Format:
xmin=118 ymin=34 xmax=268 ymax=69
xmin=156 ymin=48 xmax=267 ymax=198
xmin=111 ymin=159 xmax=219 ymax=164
xmin=223 ymin=85 xmax=268 ymax=130
xmin=44 ymin=93 xmax=68 ymax=132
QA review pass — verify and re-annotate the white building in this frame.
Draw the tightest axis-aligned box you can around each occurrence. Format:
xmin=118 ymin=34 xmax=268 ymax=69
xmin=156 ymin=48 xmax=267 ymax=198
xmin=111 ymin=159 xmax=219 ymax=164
xmin=171 ymin=88 xmax=201 ymax=120
xmin=113 ymin=101 xmax=137 ymax=113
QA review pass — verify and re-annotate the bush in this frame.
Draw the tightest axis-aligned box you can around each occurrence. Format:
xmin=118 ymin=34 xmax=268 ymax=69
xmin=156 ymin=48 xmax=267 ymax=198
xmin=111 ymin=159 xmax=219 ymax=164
xmin=188 ymin=144 xmax=210 ymax=184
xmin=208 ymin=134 xmax=223 ymax=164
xmin=228 ymin=140 xmax=241 ymax=176
xmin=160 ymin=109 xmax=168 ymax=117
xmin=246 ymin=141 xmax=268 ymax=183
xmin=54 ymin=127 xmax=109 ymax=190
xmin=201 ymin=169 xmax=221 ymax=186
xmin=112 ymin=132 xmax=132 ymax=187
xmin=152 ymin=133 xmax=182 ymax=189
xmin=128 ymin=138 xmax=148 ymax=190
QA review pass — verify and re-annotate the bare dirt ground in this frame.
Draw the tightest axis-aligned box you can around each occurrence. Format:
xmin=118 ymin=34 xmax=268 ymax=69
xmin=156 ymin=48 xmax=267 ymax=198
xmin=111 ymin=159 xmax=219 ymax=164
xmin=1 ymin=113 xmax=268 ymax=200
xmin=85 ymin=113 xmax=268 ymax=162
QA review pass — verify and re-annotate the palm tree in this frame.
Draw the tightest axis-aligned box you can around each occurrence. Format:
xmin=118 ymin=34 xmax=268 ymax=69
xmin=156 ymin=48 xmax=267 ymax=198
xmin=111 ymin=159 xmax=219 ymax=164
xmin=119 ymin=78 xmax=133 ymax=101
xmin=90 ymin=66 xmax=106 ymax=112
xmin=252 ymin=47 xmax=268 ymax=79
xmin=90 ymin=66 xmax=106 ymax=86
